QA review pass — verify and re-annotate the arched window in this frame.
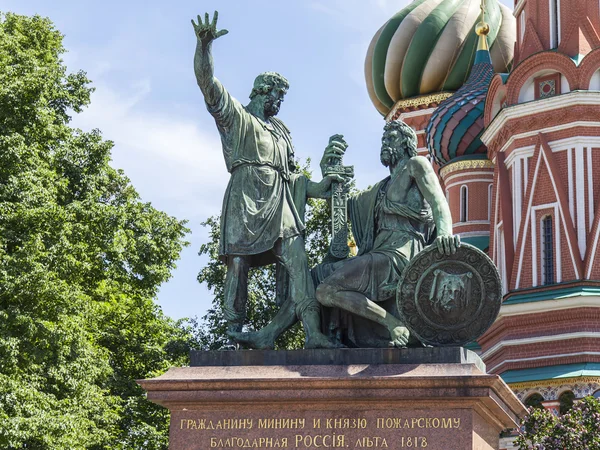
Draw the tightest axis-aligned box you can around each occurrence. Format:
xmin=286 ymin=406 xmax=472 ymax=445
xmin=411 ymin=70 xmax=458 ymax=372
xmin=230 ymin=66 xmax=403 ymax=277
xmin=460 ymin=185 xmax=468 ymax=222
xmin=559 ymin=390 xmax=575 ymax=415
xmin=524 ymin=393 xmax=545 ymax=409
xmin=550 ymin=0 xmax=560 ymax=48
xmin=488 ymin=184 xmax=493 ymax=221
xmin=593 ymin=390 xmax=600 ymax=399
xmin=542 ymin=216 xmax=554 ymax=285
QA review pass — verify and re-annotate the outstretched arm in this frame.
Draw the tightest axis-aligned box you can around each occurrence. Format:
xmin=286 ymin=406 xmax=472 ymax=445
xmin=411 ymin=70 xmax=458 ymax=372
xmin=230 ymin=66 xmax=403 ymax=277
xmin=410 ymin=156 xmax=460 ymax=255
xmin=191 ymin=11 xmax=229 ymax=105
xmin=306 ymin=174 xmax=345 ymax=199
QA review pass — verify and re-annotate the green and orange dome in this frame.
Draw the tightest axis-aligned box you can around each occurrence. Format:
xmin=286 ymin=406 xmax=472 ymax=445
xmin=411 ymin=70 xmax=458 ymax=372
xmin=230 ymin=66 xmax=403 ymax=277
xmin=365 ymin=0 xmax=515 ymax=116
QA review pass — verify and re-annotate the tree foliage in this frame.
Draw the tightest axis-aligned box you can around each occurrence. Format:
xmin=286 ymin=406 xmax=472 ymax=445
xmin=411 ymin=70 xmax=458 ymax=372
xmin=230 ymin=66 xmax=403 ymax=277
xmin=0 ymin=12 xmax=192 ymax=449
xmin=516 ymin=397 xmax=600 ymax=450
xmin=197 ymin=167 xmax=334 ymax=350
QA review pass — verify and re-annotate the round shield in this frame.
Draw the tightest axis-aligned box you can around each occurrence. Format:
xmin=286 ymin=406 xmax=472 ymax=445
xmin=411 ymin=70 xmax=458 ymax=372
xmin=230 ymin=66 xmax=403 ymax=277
xmin=396 ymin=242 xmax=502 ymax=347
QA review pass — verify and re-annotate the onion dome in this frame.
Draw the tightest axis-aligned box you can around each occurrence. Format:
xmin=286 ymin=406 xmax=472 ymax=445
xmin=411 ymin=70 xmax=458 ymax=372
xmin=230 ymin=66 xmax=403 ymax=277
xmin=365 ymin=0 xmax=515 ymax=116
xmin=426 ymin=12 xmax=495 ymax=166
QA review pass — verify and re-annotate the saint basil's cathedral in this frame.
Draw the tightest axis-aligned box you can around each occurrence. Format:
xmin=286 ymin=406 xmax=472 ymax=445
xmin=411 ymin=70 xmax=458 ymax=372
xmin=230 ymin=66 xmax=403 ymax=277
xmin=365 ymin=0 xmax=600 ymax=445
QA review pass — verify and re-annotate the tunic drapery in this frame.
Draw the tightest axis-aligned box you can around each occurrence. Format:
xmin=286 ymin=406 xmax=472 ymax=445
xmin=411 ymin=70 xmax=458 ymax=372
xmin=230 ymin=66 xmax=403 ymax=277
xmin=206 ymin=83 xmax=307 ymax=267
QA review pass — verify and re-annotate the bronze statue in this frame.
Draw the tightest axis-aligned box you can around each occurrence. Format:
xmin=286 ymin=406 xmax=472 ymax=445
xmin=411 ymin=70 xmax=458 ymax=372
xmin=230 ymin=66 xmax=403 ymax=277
xmin=314 ymin=120 xmax=460 ymax=348
xmin=229 ymin=120 xmax=460 ymax=349
xmin=192 ymin=12 xmax=343 ymax=349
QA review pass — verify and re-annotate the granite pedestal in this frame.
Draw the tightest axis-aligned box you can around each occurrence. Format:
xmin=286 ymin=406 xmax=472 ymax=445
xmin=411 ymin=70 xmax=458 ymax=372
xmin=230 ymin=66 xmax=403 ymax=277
xmin=138 ymin=348 xmax=525 ymax=450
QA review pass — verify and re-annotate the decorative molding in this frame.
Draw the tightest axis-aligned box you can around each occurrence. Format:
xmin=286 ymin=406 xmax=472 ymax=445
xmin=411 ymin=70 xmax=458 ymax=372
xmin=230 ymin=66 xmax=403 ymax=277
xmin=511 ymin=378 xmax=600 ymax=401
xmin=395 ymin=108 xmax=437 ymax=120
xmin=444 ymin=171 xmax=495 ymax=185
xmin=453 ymin=220 xmax=491 ymax=228
xmin=489 ymin=351 xmax=600 ymax=373
xmin=386 ymin=92 xmax=454 ymax=121
xmin=446 ymin=179 xmax=495 ymax=190
xmin=481 ymin=332 xmax=600 ymax=360
xmin=482 ymin=92 xmax=600 ymax=146
xmin=497 ymin=295 xmax=600 ymax=319
xmin=440 ymin=159 xmax=495 ymax=178
xmin=495 ymin=127 xmax=600 ymax=163
xmin=510 ymin=376 xmax=600 ymax=391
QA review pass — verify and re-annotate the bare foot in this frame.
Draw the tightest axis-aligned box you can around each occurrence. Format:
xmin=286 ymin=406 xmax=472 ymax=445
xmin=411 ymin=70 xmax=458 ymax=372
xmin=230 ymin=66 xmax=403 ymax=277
xmin=227 ymin=330 xmax=275 ymax=350
xmin=389 ymin=326 xmax=410 ymax=348
xmin=305 ymin=332 xmax=345 ymax=349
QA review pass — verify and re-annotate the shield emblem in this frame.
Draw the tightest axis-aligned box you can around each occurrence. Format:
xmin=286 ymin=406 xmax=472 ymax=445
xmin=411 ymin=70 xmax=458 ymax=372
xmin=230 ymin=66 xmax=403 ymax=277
xmin=397 ymin=243 xmax=502 ymax=347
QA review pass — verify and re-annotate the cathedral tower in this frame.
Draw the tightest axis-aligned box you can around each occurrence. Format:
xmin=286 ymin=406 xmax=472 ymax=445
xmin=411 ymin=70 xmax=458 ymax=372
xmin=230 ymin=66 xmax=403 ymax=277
xmin=480 ymin=0 xmax=600 ymax=417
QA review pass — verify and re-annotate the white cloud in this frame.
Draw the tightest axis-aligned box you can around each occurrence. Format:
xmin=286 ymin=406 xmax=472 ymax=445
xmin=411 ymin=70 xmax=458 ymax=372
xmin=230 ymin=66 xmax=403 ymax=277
xmin=70 ymin=77 xmax=229 ymax=319
xmin=71 ymin=79 xmax=227 ymax=220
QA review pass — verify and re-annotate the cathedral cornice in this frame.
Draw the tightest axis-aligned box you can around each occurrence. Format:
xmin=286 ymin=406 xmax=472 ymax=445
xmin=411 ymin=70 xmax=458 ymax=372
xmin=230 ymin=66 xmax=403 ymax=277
xmin=440 ymin=158 xmax=494 ymax=177
xmin=482 ymin=91 xmax=600 ymax=150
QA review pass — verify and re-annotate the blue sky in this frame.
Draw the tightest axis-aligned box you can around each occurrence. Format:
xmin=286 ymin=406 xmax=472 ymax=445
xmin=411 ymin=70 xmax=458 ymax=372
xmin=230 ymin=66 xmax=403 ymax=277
xmin=7 ymin=1 xmax=510 ymax=321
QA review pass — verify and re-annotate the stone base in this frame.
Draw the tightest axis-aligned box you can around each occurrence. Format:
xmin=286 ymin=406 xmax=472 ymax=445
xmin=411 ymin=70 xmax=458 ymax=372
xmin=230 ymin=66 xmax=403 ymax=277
xmin=139 ymin=348 xmax=525 ymax=450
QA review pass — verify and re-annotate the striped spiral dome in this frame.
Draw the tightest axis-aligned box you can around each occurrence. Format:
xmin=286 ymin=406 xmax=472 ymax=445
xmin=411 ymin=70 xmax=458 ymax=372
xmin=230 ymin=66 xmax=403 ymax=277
xmin=426 ymin=47 xmax=495 ymax=166
xmin=365 ymin=0 xmax=515 ymax=116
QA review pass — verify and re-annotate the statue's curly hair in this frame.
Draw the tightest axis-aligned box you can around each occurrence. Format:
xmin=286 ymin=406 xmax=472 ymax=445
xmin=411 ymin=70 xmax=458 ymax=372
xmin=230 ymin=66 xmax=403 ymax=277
xmin=249 ymin=72 xmax=289 ymax=99
xmin=383 ymin=119 xmax=418 ymax=158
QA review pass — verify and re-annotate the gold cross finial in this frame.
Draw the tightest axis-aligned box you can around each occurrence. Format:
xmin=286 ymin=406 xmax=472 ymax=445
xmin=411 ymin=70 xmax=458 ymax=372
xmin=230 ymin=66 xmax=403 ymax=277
xmin=476 ymin=0 xmax=490 ymax=50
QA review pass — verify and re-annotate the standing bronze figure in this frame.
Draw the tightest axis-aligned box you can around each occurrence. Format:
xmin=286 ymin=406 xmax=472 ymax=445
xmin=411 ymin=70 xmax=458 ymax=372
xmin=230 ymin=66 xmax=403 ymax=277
xmin=192 ymin=12 xmax=342 ymax=348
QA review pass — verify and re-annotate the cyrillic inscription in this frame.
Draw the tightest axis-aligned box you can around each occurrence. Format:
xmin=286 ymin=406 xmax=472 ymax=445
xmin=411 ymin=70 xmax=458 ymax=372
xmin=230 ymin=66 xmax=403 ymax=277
xmin=176 ymin=412 xmax=463 ymax=449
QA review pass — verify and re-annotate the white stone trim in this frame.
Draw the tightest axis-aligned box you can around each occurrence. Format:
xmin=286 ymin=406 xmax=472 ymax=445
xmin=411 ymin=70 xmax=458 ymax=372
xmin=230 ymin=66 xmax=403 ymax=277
xmin=588 ymin=147 xmax=594 ymax=231
xmin=458 ymin=230 xmax=490 ymax=237
xmin=513 ymin=157 xmax=523 ymax=246
xmin=516 ymin=144 xmax=579 ymax=289
xmin=497 ymin=295 xmax=600 ymax=319
xmin=482 ymin=92 xmax=600 ymax=147
xmin=586 ymin=217 xmax=600 ymax=278
xmin=542 ymin=148 xmax=578 ymax=279
xmin=568 ymin=147 xmax=574 ymax=220
xmin=505 ymin=145 xmax=536 ymax=167
xmin=445 ymin=178 xmax=496 ymax=190
xmin=495 ymin=220 xmax=508 ymax=295
xmin=488 ymin=351 xmax=600 ymax=373
xmin=488 ymin=183 xmax=493 ymax=221
xmin=453 ymin=220 xmax=491 ymax=228
xmin=443 ymin=171 xmax=494 ymax=185
xmin=397 ymin=107 xmax=437 ymax=120
xmin=492 ymin=124 xmax=600 ymax=162
xmin=516 ymin=152 xmax=540 ymax=289
xmin=549 ymin=136 xmax=600 ymax=150
xmin=576 ymin=145 xmax=586 ymax=259
xmin=514 ymin=0 xmax=526 ymax=17
xmin=482 ymin=332 xmax=600 ymax=360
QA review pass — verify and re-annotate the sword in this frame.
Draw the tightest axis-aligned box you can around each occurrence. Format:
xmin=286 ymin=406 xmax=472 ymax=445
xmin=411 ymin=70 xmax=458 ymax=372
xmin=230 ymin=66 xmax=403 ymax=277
xmin=323 ymin=135 xmax=353 ymax=259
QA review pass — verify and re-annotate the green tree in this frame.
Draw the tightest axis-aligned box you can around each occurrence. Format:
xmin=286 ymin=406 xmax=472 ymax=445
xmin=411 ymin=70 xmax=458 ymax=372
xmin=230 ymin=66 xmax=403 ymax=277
xmin=197 ymin=166 xmax=335 ymax=350
xmin=516 ymin=396 xmax=600 ymax=449
xmin=0 ymin=12 xmax=191 ymax=449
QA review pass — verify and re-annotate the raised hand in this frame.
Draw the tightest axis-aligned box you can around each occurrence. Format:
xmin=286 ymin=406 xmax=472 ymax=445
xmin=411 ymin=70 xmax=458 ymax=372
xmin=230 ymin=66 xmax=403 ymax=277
xmin=191 ymin=11 xmax=228 ymax=47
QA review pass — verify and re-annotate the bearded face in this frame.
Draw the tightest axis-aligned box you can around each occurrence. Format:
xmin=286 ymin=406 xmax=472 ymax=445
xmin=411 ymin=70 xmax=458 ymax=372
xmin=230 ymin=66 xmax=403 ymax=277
xmin=263 ymin=86 xmax=286 ymax=117
xmin=380 ymin=130 xmax=403 ymax=167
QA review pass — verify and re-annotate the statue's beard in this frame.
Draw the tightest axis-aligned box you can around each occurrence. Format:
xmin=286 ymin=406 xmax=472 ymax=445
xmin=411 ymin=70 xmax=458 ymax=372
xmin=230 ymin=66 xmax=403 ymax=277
xmin=264 ymin=99 xmax=281 ymax=117
xmin=381 ymin=147 xmax=400 ymax=167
